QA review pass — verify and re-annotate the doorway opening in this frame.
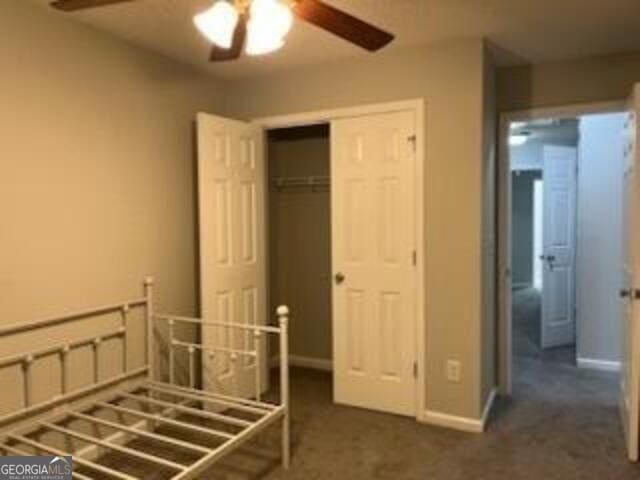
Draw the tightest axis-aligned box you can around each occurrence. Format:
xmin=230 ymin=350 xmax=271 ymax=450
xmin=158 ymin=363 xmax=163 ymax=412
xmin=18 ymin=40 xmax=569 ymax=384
xmin=500 ymin=103 xmax=635 ymax=457
xmin=196 ymin=100 xmax=425 ymax=430
xmin=509 ymin=113 xmax=626 ymax=368
xmin=259 ymin=101 xmax=425 ymax=418
xmin=267 ymin=124 xmax=333 ymax=374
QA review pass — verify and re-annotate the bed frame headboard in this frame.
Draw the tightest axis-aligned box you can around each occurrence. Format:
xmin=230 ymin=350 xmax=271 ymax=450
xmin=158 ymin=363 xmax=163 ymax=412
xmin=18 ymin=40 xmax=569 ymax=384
xmin=0 ymin=277 xmax=155 ymax=430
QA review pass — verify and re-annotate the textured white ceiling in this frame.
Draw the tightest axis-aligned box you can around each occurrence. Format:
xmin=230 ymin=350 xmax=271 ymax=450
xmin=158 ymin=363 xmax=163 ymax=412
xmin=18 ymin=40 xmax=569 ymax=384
xmin=31 ymin=0 xmax=640 ymax=79
xmin=513 ymin=118 xmax=580 ymax=145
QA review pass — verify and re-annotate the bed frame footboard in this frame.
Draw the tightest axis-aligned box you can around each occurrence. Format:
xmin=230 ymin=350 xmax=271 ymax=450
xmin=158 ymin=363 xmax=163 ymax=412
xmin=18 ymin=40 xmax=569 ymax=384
xmin=0 ymin=278 xmax=291 ymax=479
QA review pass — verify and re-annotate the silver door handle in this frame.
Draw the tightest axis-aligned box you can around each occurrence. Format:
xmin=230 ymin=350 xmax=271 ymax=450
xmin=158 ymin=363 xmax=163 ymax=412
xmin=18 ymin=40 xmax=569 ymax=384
xmin=334 ymin=272 xmax=345 ymax=285
xmin=540 ymin=254 xmax=556 ymax=271
xmin=620 ymin=289 xmax=640 ymax=299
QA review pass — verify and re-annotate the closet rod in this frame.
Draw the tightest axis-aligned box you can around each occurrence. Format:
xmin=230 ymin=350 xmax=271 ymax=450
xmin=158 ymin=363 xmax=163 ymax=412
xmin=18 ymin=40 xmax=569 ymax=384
xmin=272 ymin=176 xmax=330 ymax=189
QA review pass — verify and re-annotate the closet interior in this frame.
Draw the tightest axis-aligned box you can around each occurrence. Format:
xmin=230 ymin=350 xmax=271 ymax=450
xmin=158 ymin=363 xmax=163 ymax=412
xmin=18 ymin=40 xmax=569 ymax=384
xmin=267 ymin=124 xmax=333 ymax=370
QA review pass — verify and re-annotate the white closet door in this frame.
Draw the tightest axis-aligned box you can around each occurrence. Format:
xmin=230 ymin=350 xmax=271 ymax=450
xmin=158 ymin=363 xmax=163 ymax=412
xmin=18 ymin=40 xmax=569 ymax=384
xmin=197 ymin=113 xmax=266 ymax=398
xmin=620 ymin=85 xmax=640 ymax=461
xmin=541 ymin=145 xmax=577 ymax=349
xmin=331 ymin=111 xmax=417 ymax=416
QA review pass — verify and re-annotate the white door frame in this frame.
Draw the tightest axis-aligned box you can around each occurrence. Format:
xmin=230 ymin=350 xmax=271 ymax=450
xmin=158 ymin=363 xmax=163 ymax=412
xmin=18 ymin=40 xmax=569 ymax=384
xmin=498 ymin=100 xmax=626 ymax=395
xmin=254 ymin=99 xmax=426 ymax=419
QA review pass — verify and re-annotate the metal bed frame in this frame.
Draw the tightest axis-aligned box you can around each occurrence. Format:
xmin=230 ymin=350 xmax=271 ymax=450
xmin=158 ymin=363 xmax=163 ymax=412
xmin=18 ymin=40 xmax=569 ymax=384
xmin=0 ymin=278 xmax=290 ymax=479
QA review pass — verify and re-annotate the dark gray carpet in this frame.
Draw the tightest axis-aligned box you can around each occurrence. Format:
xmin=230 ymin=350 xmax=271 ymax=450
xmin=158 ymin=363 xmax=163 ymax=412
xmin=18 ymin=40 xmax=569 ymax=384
xmin=513 ymin=286 xmax=543 ymax=357
xmin=512 ymin=286 xmax=577 ymax=365
xmin=93 ymin=364 xmax=638 ymax=479
xmin=88 ymin=289 xmax=638 ymax=478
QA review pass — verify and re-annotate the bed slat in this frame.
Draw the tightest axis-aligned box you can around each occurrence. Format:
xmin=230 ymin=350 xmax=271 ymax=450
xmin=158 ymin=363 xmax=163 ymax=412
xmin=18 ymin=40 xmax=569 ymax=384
xmin=67 ymin=411 xmax=212 ymax=455
xmin=169 ymin=405 xmax=286 ymax=480
xmin=95 ymin=402 xmax=235 ymax=441
xmin=40 ymin=422 xmax=187 ymax=472
xmin=119 ymin=392 xmax=251 ymax=428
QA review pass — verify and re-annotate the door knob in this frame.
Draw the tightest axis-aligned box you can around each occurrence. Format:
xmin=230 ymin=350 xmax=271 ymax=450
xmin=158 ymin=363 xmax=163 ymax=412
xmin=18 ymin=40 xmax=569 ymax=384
xmin=620 ymin=289 xmax=640 ymax=299
xmin=334 ymin=272 xmax=346 ymax=285
xmin=540 ymin=254 xmax=556 ymax=271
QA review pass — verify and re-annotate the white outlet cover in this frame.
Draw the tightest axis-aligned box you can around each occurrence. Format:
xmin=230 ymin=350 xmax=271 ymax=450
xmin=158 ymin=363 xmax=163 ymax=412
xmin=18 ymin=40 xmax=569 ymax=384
xmin=447 ymin=360 xmax=461 ymax=382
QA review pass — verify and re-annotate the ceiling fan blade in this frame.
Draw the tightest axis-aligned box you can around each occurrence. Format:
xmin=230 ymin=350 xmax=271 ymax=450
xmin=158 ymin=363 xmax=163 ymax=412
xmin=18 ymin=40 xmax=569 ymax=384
xmin=292 ymin=0 xmax=394 ymax=52
xmin=50 ymin=0 xmax=136 ymax=11
xmin=210 ymin=14 xmax=247 ymax=62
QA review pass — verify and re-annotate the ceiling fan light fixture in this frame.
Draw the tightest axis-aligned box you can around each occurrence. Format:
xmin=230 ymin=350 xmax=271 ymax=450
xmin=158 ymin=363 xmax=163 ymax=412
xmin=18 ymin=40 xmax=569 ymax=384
xmin=246 ymin=26 xmax=285 ymax=56
xmin=251 ymin=0 xmax=294 ymax=38
xmin=246 ymin=0 xmax=293 ymax=56
xmin=194 ymin=0 xmax=239 ymax=49
xmin=50 ymin=0 xmax=396 ymax=62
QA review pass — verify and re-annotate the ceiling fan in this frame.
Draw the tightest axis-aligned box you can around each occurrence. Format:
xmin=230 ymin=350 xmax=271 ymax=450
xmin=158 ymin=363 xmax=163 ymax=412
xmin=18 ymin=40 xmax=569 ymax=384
xmin=49 ymin=0 xmax=395 ymax=61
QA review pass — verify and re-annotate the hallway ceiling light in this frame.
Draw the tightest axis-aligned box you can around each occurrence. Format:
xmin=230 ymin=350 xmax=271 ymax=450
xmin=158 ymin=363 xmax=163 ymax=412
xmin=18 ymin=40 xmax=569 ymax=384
xmin=509 ymin=133 xmax=530 ymax=146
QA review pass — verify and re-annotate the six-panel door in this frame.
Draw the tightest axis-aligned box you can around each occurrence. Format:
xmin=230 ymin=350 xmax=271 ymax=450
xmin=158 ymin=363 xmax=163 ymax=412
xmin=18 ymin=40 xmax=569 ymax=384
xmin=541 ymin=145 xmax=577 ymax=349
xmin=197 ymin=112 xmax=266 ymax=399
xmin=331 ymin=111 xmax=417 ymax=416
xmin=620 ymin=95 xmax=640 ymax=461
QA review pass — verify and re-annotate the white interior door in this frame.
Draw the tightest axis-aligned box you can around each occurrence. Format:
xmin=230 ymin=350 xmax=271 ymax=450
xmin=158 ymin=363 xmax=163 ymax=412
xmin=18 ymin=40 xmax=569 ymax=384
xmin=541 ymin=145 xmax=577 ymax=349
xmin=620 ymin=86 xmax=640 ymax=462
xmin=331 ymin=111 xmax=416 ymax=416
xmin=197 ymin=112 xmax=266 ymax=399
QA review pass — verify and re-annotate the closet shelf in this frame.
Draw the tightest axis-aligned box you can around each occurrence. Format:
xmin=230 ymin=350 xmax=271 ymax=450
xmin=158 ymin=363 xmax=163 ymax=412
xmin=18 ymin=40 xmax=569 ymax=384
xmin=272 ymin=176 xmax=330 ymax=190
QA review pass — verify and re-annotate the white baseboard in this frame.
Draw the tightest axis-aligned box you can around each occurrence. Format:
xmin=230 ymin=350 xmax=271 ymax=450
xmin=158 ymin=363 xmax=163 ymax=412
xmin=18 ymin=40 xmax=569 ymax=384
xmin=271 ymin=355 xmax=333 ymax=371
xmin=577 ymin=357 xmax=621 ymax=372
xmin=290 ymin=355 xmax=333 ymax=371
xmin=481 ymin=387 xmax=497 ymax=429
xmin=421 ymin=387 xmax=496 ymax=434
xmin=422 ymin=410 xmax=484 ymax=433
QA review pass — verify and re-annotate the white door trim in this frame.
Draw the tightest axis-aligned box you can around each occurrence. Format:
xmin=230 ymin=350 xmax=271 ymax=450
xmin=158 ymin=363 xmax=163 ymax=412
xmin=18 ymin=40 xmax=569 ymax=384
xmin=254 ymin=99 xmax=424 ymax=129
xmin=254 ymin=99 xmax=426 ymax=419
xmin=498 ymin=100 xmax=627 ymax=395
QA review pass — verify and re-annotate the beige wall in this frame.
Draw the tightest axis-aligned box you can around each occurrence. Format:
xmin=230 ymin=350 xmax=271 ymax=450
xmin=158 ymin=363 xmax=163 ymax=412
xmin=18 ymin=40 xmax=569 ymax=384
xmin=0 ymin=0 xmax=224 ymax=407
xmin=6 ymin=0 xmax=640 ymax=429
xmin=228 ymin=40 xmax=490 ymax=419
xmin=268 ymin=128 xmax=332 ymax=361
xmin=1 ymin=1 xmax=497 ymax=422
xmin=498 ymin=51 xmax=640 ymax=112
